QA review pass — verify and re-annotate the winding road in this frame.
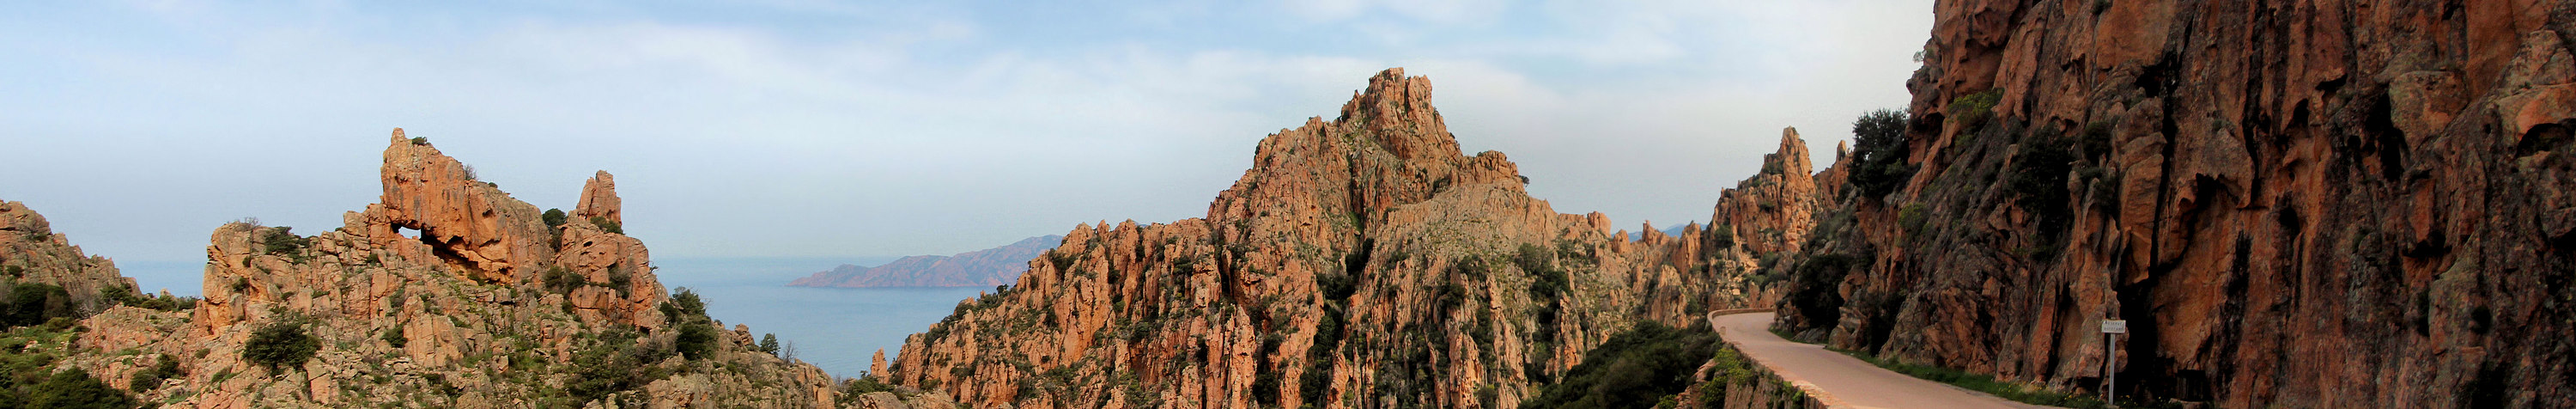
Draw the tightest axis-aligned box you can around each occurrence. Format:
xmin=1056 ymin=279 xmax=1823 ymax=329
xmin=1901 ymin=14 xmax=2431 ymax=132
xmin=1708 ymin=311 xmax=2062 ymax=409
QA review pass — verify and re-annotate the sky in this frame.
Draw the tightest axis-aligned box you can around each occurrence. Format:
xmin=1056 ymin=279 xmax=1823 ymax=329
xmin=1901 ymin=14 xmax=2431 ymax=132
xmin=0 ymin=0 xmax=1934 ymax=284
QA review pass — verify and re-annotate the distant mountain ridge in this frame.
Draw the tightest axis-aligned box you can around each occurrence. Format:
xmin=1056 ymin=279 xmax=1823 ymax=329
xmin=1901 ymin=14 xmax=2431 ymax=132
xmin=787 ymin=235 xmax=1062 ymax=288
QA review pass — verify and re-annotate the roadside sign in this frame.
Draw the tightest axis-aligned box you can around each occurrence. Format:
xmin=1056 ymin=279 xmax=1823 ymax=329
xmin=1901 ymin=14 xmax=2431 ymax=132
xmin=2101 ymin=320 xmax=2128 ymax=333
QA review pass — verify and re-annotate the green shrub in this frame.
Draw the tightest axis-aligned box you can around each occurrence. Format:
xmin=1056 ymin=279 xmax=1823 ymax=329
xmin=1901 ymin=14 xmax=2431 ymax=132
xmin=661 ymin=288 xmax=707 ymax=325
xmin=606 ymin=265 xmax=632 ymax=293
xmin=2008 ymin=133 xmax=2077 ymax=248
xmin=1249 ymin=369 xmax=1281 ymax=405
xmin=126 ymin=354 xmax=180 ymax=391
xmin=1899 ymin=204 xmax=1929 ymax=237
xmin=758 ymin=333 xmax=780 ymax=355
xmin=28 ymin=369 xmax=139 ymax=408
xmin=1515 ymin=243 xmax=1557 ymax=277
xmin=1316 ymin=272 xmax=1358 ymax=302
xmin=837 ymin=376 xmax=897 ymax=403
xmin=1707 ymin=224 xmax=1735 ymax=249
xmin=590 ymin=217 xmax=623 ymax=235
xmin=1519 ymin=320 xmax=1722 ymax=409
xmin=409 ymin=137 xmax=428 ymax=145
xmin=381 ymin=326 xmax=407 ymax=348
xmin=0 ymin=283 xmax=75 ymax=328
xmin=544 ymin=266 xmax=586 ymax=295
xmin=674 ymin=323 xmax=716 ymax=360
xmin=543 ymin=209 xmax=569 ymax=229
xmin=259 ymin=227 xmax=310 ymax=257
xmin=2078 ymin=121 xmax=2116 ymax=160
xmin=100 ymin=284 xmax=193 ymax=312
xmin=1849 ymin=108 xmax=1917 ymax=200
xmin=1300 ymin=302 xmax=1347 ymax=404
xmin=1785 ymin=253 xmax=1862 ymax=335
xmin=566 ymin=328 xmax=671 ymax=404
xmin=243 ymin=320 xmax=319 ymax=372
xmin=1947 ymin=89 xmax=2003 ymax=130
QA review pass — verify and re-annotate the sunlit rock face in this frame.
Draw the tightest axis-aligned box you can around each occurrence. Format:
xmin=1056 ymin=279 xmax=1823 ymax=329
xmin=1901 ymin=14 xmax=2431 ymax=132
xmin=890 ymin=69 xmax=1829 ymax=409
xmin=0 ymin=199 xmax=144 ymax=314
xmin=77 ymin=130 xmax=848 ymax=408
xmin=1770 ymin=0 xmax=2576 ymax=406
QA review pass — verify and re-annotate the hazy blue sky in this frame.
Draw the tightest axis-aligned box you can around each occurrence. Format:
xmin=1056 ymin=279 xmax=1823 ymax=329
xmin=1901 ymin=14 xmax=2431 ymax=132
xmin=1 ymin=1 xmax=1931 ymax=273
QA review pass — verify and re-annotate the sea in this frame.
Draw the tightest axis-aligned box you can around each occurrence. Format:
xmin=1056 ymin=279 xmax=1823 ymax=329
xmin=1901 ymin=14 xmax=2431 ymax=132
xmin=114 ymin=256 xmax=988 ymax=378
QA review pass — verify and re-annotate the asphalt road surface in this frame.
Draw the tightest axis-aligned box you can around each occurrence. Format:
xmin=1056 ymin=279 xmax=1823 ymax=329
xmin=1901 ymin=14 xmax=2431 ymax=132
xmin=1709 ymin=312 xmax=2063 ymax=409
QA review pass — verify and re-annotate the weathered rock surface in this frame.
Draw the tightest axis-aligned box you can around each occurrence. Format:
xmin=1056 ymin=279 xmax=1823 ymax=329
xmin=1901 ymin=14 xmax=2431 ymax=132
xmin=887 ymin=69 xmax=1831 ymax=408
xmin=1773 ymin=1 xmax=2576 ymax=406
xmin=64 ymin=131 xmax=835 ymax=408
xmin=789 ymin=235 xmax=1064 ymax=288
xmin=0 ymin=199 xmax=145 ymax=314
xmin=578 ymin=170 xmax=623 ymax=226
xmin=358 ymin=129 xmax=557 ymax=284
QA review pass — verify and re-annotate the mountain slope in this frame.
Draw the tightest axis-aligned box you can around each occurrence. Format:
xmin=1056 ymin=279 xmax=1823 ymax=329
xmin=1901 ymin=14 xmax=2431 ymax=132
xmin=0 ymin=199 xmax=155 ymax=320
xmin=885 ymin=69 xmax=1829 ymax=409
xmin=1771 ymin=0 xmax=2576 ymax=406
xmin=55 ymin=131 xmax=895 ymax=408
xmin=789 ymin=235 xmax=1063 ymax=288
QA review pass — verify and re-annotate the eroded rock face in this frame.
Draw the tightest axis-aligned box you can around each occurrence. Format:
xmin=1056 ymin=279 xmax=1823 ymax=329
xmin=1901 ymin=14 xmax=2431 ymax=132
xmin=888 ymin=69 xmax=1822 ymax=409
xmin=1774 ymin=1 xmax=2576 ymax=406
xmin=361 ymin=129 xmax=556 ymax=284
xmin=1710 ymin=129 xmax=1826 ymax=259
xmin=72 ymin=130 xmax=828 ymax=408
xmin=0 ymin=199 xmax=144 ymax=314
xmin=577 ymin=170 xmax=623 ymax=226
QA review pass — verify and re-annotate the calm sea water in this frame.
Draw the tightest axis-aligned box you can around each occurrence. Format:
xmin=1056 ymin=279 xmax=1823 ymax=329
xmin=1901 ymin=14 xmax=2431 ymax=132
xmin=652 ymin=256 xmax=987 ymax=378
xmin=114 ymin=256 xmax=986 ymax=378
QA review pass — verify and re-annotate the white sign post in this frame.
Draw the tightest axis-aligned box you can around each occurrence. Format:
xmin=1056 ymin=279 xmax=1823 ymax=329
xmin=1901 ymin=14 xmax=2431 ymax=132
xmin=2102 ymin=320 xmax=2126 ymax=408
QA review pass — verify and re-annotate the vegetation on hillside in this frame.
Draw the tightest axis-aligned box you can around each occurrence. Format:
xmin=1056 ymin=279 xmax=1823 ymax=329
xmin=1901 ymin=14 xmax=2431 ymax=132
xmin=0 ymin=320 xmax=137 ymax=408
xmin=1519 ymin=320 xmax=1722 ymax=409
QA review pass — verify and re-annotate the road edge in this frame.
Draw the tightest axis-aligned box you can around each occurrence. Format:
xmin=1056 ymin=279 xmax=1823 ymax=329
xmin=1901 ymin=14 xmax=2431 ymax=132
xmin=1704 ymin=308 xmax=1841 ymax=408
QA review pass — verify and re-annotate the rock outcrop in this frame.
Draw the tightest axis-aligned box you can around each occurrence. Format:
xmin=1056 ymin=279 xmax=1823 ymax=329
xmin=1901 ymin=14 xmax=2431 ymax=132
xmin=577 ymin=170 xmax=623 ymax=226
xmin=788 ymin=235 xmax=1064 ymax=288
xmin=64 ymin=131 xmax=841 ymax=408
xmin=1772 ymin=1 xmax=2576 ymax=406
xmin=886 ymin=69 xmax=1831 ymax=408
xmin=0 ymin=199 xmax=146 ymax=314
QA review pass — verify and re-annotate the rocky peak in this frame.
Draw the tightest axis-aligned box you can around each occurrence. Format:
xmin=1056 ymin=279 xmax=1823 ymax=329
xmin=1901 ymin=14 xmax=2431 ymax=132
xmin=890 ymin=68 xmax=1781 ymax=409
xmin=1708 ymin=128 xmax=1824 ymax=256
xmin=575 ymin=170 xmax=622 ymax=226
xmin=0 ymin=200 xmax=143 ymax=314
xmin=361 ymin=128 xmax=554 ymax=284
xmin=1212 ymin=69 xmax=1522 ymax=247
xmin=1335 ymin=68 xmax=1458 ymax=162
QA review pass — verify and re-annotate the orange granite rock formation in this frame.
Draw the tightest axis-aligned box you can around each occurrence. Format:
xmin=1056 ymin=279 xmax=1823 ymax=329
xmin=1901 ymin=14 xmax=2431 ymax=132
xmin=1771 ymin=0 xmax=2576 ymax=406
xmin=69 ymin=130 xmax=848 ymax=408
xmin=887 ymin=69 xmax=1832 ymax=409
xmin=0 ymin=199 xmax=146 ymax=314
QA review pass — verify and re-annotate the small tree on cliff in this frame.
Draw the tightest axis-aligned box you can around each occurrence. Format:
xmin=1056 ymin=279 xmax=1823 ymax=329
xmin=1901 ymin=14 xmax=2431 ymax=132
xmin=244 ymin=318 xmax=319 ymax=374
xmin=662 ymin=288 xmax=718 ymax=360
xmin=1849 ymin=108 xmax=1917 ymax=200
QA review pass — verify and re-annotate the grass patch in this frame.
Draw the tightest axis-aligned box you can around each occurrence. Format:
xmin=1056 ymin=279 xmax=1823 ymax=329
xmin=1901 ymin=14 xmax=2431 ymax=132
xmin=1830 ymin=348 xmax=2107 ymax=408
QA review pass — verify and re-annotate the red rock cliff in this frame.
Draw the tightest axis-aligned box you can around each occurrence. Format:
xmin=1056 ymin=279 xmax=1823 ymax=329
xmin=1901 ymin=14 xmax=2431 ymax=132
xmin=889 ymin=69 xmax=1831 ymax=409
xmin=1772 ymin=0 xmax=2576 ymax=406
